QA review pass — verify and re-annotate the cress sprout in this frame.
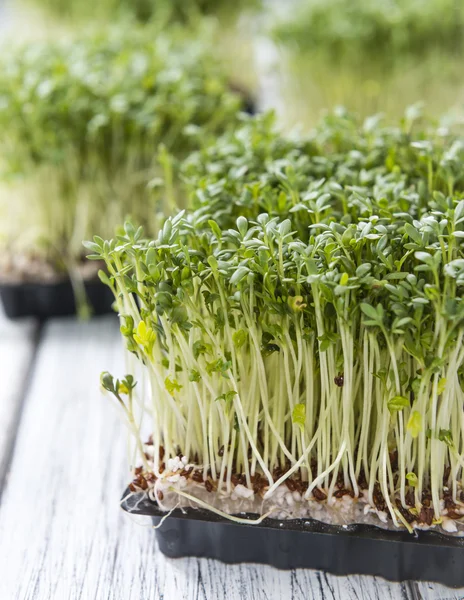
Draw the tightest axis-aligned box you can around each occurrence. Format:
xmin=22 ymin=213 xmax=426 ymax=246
xmin=93 ymin=110 xmax=464 ymax=532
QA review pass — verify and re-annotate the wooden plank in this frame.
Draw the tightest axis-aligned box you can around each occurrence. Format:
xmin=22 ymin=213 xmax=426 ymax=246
xmin=0 ymin=316 xmax=412 ymax=599
xmin=0 ymin=308 xmax=38 ymax=493
xmin=411 ymin=582 xmax=464 ymax=600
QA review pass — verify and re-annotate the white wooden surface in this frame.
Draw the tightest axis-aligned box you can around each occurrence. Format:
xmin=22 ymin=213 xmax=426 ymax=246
xmin=0 ymin=315 xmax=460 ymax=599
xmin=0 ymin=309 xmax=37 ymax=492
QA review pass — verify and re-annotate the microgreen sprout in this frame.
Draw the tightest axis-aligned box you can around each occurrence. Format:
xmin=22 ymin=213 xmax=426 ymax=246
xmin=94 ymin=110 xmax=464 ymax=532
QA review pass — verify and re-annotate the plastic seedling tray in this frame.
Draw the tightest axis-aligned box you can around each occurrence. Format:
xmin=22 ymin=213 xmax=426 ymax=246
xmin=0 ymin=277 xmax=114 ymax=319
xmin=122 ymin=489 xmax=464 ymax=587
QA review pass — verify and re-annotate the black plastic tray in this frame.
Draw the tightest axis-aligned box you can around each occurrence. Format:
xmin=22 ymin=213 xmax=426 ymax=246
xmin=122 ymin=489 xmax=464 ymax=587
xmin=0 ymin=277 xmax=114 ymax=319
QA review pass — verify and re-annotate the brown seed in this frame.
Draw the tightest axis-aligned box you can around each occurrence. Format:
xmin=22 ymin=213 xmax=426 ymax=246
xmin=460 ymin=491 xmax=464 ymax=503
xmin=205 ymin=480 xmax=213 ymax=493
xmin=313 ymin=488 xmax=327 ymax=501
xmin=146 ymin=435 xmax=154 ymax=446
xmin=134 ymin=466 xmax=143 ymax=475
xmin=159 ymin=462 xmax=165 ymax=474
xmin=192 ymin=471 xmax=204 ymax=483
xmin=293 ymin=479 xmax=303 ymax=493
xmin=421 ymin=491 xmax=432 ymax=508
xmin=447 ymin=509 xmax=462 ymax=520
xmin=285 ymin=479 xmax=297 ymax=492
xmin=273 ymin=467 xmax=283 ymax=481
xmin=396 ymin=501 xmax=415 ymax=524
xmin=420 ymin=507 xmax=434 ymax=526
xmin=300 ymin=481 xmax=309 ymax=493
xmin=373 ymin=485 xmax=387 ymax=512
xmin=444 ymin=495 xmax=457 ymax=510
xmin=146 ymin=473 xmax=156 ymax=482
xmin=129 ymin=483 xmax=137 ymax=492
xmin=137 ymin=475 xmax=148 ymax=491
xmin=405 ymin=490 xmax=415 ymax=507
xmin=157 ymin=490 xmax=164 ymax=501
xmin=334 ymin=373 xmax=344 ymax=387
xmin=159 ymin=446 xmax=165 ymax=460
xmin=334 ymin=489 xmax=355 ymax=499
xmin=253 ymin=479 xmax=266 ymax=495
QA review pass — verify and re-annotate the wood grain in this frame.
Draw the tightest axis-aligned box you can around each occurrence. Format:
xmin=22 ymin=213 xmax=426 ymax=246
xmin=411 ymin=582 xmax=464 ymax=600
xmin=0 ymin=310 xmax=38 ymax=493
xmin=0 ymin=316 xmax=417 ymax=599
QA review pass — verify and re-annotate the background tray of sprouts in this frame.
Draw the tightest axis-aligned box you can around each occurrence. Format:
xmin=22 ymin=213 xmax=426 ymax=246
xmin=0 ymin=23 xmax=247 ymax=317
xmin=92 ymin=109 xmax=464 ymax=537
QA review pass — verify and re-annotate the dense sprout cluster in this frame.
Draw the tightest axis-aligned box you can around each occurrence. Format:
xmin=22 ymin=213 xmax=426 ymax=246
xmin=0 ymin=26 xmax=243 ymax=267
xmin=273 ymin=0 xmax=464 ymax=59
xmin=92 ymin=112 xmax=464 ymax=531
xmin=182 ymin=110 xmax=464 ymax=236
xmin=26 ymin=0 xmax=260 ymax=24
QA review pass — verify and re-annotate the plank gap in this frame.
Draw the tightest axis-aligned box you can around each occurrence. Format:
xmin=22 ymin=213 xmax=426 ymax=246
xmin=0 ymin=321 xmax=42 ymax=502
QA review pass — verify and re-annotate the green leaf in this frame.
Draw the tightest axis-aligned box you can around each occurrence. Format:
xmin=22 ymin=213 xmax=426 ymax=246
xmin=404 ymin=223 xmax=422 ymax=245
xmin=189 ymin=369 xmax=201 ymax=383
xmin=356 ymin=264 xmax=371 ymax=278
xmin=216 ymin=390 xmax=237 ymax=412
xmin=455 ymin=200 xmax=464 ymax=222
xmin=387 ymin=395 xmax=410 ymax=414
xmin=438 ymin=429 xmax=454 ymax=447
xmin=165 ymin=377 xmax=182 ymax=396
xmin=292 ymin=403 xmax=306 ymax=432
xmin=232 ymin=329 xmax=247 ymax=349
xmin=360 ymin=303 xmax=378 ymax=320
xmin=415 ymin=251 xmax=433 ymax=265
xmin=100 ymin=371 xmax=115 ymax=393
xmin=98 ymin=269 xmax=111 ymax=286
xmin=407 ymin=410 xmax=422 ymax=438
xmin=406 ymin=472 xmax=418 ymax=487
xmin=230 ymin=267 xmax=249 ymax=286
xmin=236 ymin=216 xmax=248 ymax=237
xmin=208 ymin=220 xmax=222 ymax=240
xmin=207 ymin=255 xmax=218 ymax=271
xmin=288 ymin=295 xmax=307 ymax=312
xmin=340 ymin=272 xmax=349 ymax=286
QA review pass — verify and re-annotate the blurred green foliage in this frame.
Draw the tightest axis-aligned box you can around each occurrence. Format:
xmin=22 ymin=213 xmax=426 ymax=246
xmin=0 ymin=25 xmax=245 ymax=264
xmin=27 ymin=0 xmax=261 ymax=24
xmin=274 ymin=0 xmax=464 ymax=59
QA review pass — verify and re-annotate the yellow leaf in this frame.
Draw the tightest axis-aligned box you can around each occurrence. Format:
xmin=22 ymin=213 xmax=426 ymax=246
xmin=407 ymin=410 xmax=422 ymax=438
